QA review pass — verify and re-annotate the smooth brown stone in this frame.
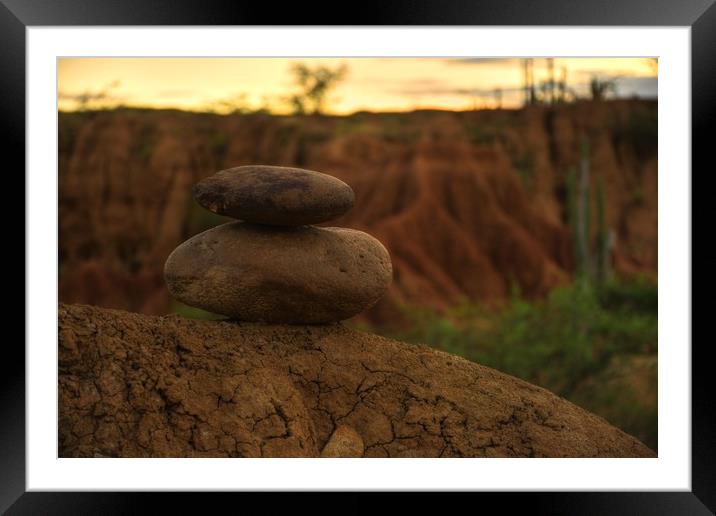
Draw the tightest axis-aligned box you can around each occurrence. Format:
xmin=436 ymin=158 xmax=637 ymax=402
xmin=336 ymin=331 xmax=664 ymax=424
xmin=164 ymin=222 xmax=392 ymax=323
xmin=321 ymin=425 xmax=364 ymax=458
xmin=192 ymin=165 xmax=355 ymax=226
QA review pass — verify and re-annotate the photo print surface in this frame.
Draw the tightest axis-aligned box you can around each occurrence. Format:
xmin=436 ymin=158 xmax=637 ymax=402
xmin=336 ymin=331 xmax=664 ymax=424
xmin=58 ymin=57 xmax=658 ymax=458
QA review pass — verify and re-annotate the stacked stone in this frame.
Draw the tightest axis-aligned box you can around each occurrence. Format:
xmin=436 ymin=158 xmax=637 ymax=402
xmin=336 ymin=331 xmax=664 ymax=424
xmin=164 ymin=165 xmax=392 ymax=324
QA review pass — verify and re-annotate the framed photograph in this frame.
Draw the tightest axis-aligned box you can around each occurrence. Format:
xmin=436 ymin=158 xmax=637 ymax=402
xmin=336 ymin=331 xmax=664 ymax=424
xmin=5 ymin=0 xmax=710 ymax=512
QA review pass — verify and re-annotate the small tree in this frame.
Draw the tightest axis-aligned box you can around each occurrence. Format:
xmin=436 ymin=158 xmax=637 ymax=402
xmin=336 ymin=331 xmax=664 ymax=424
xmin=589 ymin=76 xmax=617 ymax=101
xmin=60 ymin=80 xmax=121 ymax=111
xmin=208 ymin=93 xmax=252 ymax=115
xmin=288 ymin=63 xmax=348 ymax=115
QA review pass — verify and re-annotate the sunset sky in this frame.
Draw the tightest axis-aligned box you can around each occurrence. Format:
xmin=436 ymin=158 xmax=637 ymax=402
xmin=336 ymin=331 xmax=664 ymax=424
xmin=58 ymin=57 xmax=657 ymax=114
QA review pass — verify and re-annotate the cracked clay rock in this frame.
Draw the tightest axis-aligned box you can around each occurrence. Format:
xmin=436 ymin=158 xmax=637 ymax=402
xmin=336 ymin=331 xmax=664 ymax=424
xmin=59 ymin=304 xmax=655 ymax=458
xmin=164 ymin=221 xmax=392 ymax=323
xmin=192 ymin=165 xmax=355 ymax=226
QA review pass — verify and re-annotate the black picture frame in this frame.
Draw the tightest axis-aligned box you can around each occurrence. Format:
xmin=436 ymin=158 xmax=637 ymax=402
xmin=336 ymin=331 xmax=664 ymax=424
xmin=4 ymin=0 xmax=709 ymax=513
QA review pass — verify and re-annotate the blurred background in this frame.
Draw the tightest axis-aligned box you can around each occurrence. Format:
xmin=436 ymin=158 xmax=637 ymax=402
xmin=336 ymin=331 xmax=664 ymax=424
xmin=58 ymin=57 xmax=658 ymax=450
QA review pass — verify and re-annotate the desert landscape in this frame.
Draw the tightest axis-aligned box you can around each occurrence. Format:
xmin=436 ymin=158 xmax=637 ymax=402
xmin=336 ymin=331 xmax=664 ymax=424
xmin=59 ymin=100 xmax=656 ymax=318
xmin=58 ymin=58 xmax=658 ymax=456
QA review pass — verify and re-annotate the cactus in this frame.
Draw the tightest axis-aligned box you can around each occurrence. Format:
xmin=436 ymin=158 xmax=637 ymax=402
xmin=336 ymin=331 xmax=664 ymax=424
xmin=566 ymin=135 xmax=614 ymax=287
xmin=557 ymin=66 xmax=568 ymax=103
xmin=575 ymin=136 xmax=592 ymax=280
xmin=548 ymin=58 xmax=556 ymax=104
xmin=566 ymin=167 xmax=580 ymax=275
xmin=595 ymin=174 xmax=611 ymax=287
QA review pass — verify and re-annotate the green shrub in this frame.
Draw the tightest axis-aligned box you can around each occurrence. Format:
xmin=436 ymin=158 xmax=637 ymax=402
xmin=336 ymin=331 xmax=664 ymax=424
xmin=598 ymin=276 xmax=658 ymax=313
xmin=170 ymin=300 xmax=224 ymax=321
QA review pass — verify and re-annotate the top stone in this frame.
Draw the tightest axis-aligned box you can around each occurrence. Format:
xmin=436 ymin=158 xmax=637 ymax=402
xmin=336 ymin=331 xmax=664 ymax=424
xmin=192 ymin=165 xmax=355 ymax=226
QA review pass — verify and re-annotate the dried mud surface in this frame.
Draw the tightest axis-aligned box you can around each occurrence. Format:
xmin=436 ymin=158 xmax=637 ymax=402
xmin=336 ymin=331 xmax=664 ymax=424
xmin=59 ymin=303 xmax=654 ymax=458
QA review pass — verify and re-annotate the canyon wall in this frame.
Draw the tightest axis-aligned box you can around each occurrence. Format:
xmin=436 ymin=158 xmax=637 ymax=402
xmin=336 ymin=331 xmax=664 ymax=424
xmin=58 ymin=100 xmax=657 ymax=323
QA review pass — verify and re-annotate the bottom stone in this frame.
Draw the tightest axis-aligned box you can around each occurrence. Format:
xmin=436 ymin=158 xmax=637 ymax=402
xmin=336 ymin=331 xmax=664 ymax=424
xmin=164 ymin=221 xmax=393 ymax=323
